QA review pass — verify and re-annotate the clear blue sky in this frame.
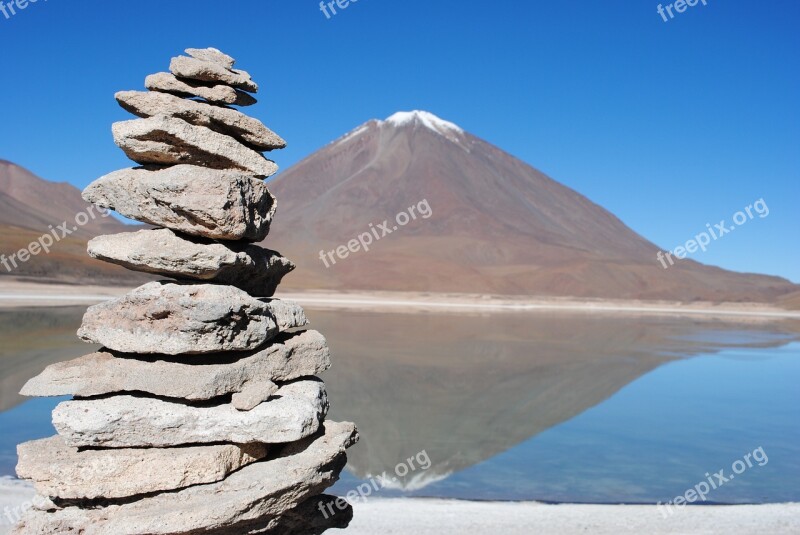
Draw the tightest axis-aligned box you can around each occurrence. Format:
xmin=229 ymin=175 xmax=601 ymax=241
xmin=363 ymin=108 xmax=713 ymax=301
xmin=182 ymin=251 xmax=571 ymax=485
xmin=1 ymin=0 xmax=797 ymax=281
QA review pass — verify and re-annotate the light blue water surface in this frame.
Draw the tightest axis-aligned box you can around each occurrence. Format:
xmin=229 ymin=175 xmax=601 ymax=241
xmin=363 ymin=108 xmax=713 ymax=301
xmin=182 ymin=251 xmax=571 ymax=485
xmin=1 ymin=308 xmax=798 ymax=504
xmin=330 ymin=344 xmax=800 ymax=503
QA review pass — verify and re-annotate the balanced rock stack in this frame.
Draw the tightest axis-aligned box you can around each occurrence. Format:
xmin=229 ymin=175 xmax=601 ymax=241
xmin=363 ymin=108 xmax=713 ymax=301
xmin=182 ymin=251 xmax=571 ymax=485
xmin=13 ymin=48 xmax=357 ymax=535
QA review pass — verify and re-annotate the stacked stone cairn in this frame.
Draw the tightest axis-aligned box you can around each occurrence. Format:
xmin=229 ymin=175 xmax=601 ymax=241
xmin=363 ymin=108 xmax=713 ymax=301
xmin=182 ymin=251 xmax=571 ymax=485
xmin=13 ymin=48 xmax=358 ymax=535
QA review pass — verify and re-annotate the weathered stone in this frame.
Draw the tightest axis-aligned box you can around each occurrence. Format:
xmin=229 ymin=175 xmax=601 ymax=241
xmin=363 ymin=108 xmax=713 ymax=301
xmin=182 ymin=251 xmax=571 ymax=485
xmin=13 ymin=422 xmax=357 ymax=535
xmin=77 ymin=282 xmax=307 ymax=355
xmin=21 ymin=330 xmax=330 ymax=400
xmin=145 ymin=72 xmax=256 ymax=106
xmin=267 ymin=298 xmax=309 ymax=332
xmin=112 ymin=116 xmax=278 ymax=177
xmin=16 ymin=436 xmax=268 ymax=500
xmin=115 ymin=91 xmax=286 ymax=151
xmin=87 ymin=229 xmax=294 ymax=295
xmin=232 ymin=379 xmax=279 ymax=411
xmin=185 ymin=47 xmax=235 ymax=69
xmin=83 ymin=165 xmax=276 ymax=241
xmin=53 ymin=379 xmax=329 ymax=448
xmin=170 ymin=55 xmax=258 ymax=92
xmin=227 ymin=494 xmax=354 ymax=535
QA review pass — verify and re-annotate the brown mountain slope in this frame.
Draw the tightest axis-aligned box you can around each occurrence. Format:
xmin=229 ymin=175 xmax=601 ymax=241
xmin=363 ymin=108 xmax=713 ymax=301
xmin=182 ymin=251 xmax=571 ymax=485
xmin=266 ymin=111 xmax=797 ymax=303
xmin=0 ymin=160 xmax=152 ymax=284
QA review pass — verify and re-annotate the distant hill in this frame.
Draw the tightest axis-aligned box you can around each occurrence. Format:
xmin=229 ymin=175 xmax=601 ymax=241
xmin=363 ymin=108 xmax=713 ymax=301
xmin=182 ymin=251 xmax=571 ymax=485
xmin=267 ymin=111 xmax=798 ymax=304
xmin=0 ymin=160 xmax=152 ymax=284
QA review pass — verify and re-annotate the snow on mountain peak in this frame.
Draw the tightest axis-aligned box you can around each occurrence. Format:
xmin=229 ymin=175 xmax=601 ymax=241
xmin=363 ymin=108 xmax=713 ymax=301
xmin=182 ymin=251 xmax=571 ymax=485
xmin=385 ymin=110 xmax=464 ymax=134
xmin=384 ymin=110 xmax=466 ymax=147
xmin=331 ymin=111 xmax=468 ymax=149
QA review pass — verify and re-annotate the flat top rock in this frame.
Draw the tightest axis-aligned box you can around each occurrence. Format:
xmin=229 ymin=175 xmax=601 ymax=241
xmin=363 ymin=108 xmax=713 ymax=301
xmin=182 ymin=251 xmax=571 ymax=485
xmin=171 ymin=55 xmax=258 ymax=93
xmin=77 ymin=282 xmax=307 ymax=355
xmin=52 ymin=379 xmax=329 ymax=447
xmin=112 ymin=116 xmax=278 ymax=178
xmin=83 ymin=165 xmax=276 ymax=241
xmin=21 ymin=329 xmax=331 ymax=400
xmin=13 ymin=421 xmax=358 ymax=535
xmin=115 ymin=90 xmax=285 ymax=151
xmin=16 ymin=436 xmax=268 ymax=500
xmin=87 ymin=228 xmax=294 ymax=296
xmin=145 ymin=72 xmax=256 ymax=106
xmin=186 ymin=47 xmax=235 ymax=69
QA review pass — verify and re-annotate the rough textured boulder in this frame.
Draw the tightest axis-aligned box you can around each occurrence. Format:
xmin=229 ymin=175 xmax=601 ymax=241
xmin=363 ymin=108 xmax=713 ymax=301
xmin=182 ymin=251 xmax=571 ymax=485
xmin=87 ymin=229 xmax=294 ymax=295
xmin=112 ymin=116 xmax=277 ymax=177
xmin=116 ymin=91 xmax=285 ymax=151
xmin=21 ymin=330 xmax=331 ymax=400
xmin=53 ymin=379 xmax=328 ymax=448
xmin=83 ymin=165 xmax=276 ymax=241
xmin=17 ymin=436 xmax=268 ymax=500
xmin=77 ymin=282 xmax=308 ymax=355
xmin=170 ymin=55 xmax=258 ymax=92
xmin=145 ymin=72 xmax=256 ymax=106
xmin=12 ymin=422 xmax=357 ymax=535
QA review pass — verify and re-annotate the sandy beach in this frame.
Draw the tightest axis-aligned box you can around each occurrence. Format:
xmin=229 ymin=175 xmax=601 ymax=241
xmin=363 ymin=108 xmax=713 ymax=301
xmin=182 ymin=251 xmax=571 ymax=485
xmin=344 ymin=498 xmax=800 ymax=535
xmin=1 ymin=479 xmax=798 ymax=534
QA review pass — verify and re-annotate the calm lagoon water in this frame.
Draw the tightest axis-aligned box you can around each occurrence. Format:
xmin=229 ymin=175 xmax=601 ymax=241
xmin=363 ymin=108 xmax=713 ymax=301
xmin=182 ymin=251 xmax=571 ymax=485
xmin=1 ymin=306 xmax=798 ymax=504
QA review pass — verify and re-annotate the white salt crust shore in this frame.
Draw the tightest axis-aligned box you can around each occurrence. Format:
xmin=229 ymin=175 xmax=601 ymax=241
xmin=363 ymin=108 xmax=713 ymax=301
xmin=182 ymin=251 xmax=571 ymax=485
xmin=1 ymin=282 xmax=799 ymax=321
xmin=2 ymin=479 xmax=798 ymax=534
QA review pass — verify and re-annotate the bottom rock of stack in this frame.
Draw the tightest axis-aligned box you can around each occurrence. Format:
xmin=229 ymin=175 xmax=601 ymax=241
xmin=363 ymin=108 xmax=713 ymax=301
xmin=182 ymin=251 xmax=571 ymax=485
xmin=13 ymin=422 xmax=358 ymax=535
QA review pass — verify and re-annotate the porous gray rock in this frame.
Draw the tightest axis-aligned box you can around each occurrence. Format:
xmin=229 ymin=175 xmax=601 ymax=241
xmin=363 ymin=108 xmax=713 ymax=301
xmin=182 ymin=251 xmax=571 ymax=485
xmin=115 ymin=91 xmax=286 ymax=151
xmin=186 ymin=47 xmax=235 ymax=69
xmin=52 ymin=379 xmax=329 ymax=447
xmin=76 ymin=282 xmax=308 ymax=355
xmin=16 ymin=436 xmax=268 ymax=500
xmin=112 ymin=116 xmax=278 ymax=177
xmin=21 ymin=330 xmax=331 ymax=400
xmin=87 ymin=229 xmax=294 ymax=295
xmin=145 ymin=72 xmax=256 ymax=106
xmin=83 ymin=165 xmax=276 ymax=241
xmin=170 ymin=55 xmax=258 ymax=92
xmin=12 ymin=422 xmax=357 ymax=535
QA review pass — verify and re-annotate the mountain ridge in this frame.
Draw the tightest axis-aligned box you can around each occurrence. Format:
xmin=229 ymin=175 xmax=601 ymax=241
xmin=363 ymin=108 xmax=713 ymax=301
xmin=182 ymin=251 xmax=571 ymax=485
xmin=0 ymin=161 xmax=153 ymax=284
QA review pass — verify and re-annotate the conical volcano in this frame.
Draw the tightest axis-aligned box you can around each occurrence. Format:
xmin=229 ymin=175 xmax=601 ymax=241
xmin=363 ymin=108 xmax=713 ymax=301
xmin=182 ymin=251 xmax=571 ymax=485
xmin=267 ymin=111 xmax=796 ymax=302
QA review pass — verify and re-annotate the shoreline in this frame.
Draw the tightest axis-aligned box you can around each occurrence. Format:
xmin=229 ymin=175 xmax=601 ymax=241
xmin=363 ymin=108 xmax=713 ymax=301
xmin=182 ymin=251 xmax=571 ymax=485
xmin=279 ymin=290 xmax=800 ymax=320
xmin=1 ymin=281 xmax=799 ymax=320
xmin=1 ymin=479 xmax=798 ymax=534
